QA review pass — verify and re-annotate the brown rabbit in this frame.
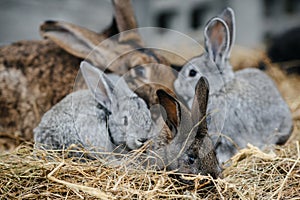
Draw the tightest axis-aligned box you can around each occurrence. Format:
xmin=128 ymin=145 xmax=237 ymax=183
xmin=39 ymin=16 xmax=176 ymax=106
xmin=40 ymin=0 xmax=177 ymax=119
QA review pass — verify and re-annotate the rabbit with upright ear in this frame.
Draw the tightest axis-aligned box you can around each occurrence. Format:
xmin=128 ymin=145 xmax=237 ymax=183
xmin=174 ymin=8 xmax=293 ymax=164
xmin=40 ymin=0 xmax=176 ymax=108
xmin=34 ymin=63 xmax=222 ymax=178
xmin=152 ymin=76 xmax=221 ymax=178
xmin=34 ymin=61 xmax=152 ymax=153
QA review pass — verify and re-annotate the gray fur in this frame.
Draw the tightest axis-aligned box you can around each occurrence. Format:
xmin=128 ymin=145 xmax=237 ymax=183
xmin=34 ymin=61 xmax=152 ymax=153
xmin=34 ymin=63 xmax=222 ymax=178
xmin=152 ymin=77 xmax=221 ymax=178
xmin=174 ymin=8 xmax=293 ymax=164
xmin=34 ymin=90 xmax=114 ymax=154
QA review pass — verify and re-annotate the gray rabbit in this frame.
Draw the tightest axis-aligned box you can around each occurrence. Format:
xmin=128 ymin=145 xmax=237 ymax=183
xmin=34 ymin=61 xmax=152 ymax=153
xmin=174 ymin=8 xmax=293 ymax=164
xmin=34 ymin=62 xmax=221 ymax=178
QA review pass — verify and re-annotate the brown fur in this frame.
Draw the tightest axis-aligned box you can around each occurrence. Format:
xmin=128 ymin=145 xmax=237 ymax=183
xmin=0 ymin=40 xmax=81 ymax=148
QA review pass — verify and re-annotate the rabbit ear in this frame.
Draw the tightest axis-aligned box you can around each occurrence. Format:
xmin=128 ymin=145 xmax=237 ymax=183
xmin=81 ymin=61 xmax=136 ymax=105
xmin=80 ymin=61 xmax=116 ymax=106
xmin=204 ymin=17 xmax=230 ymax=65
xmin=191 ymin=77 xmax=209 ymax=138
xmin=40 ymin=21 xmax=117 ymax=70
xmin=111 ymin=75 xmax=137 ymax=99
xmin=112 ymin=0 xmax=143 ymax=44
xmin=157 ymin=89 xmax=181 ymax=141
xmin=40 ymin=21 xmax=105 ymax=59
xmin=219 ymin=7 xmax=235 ymax=57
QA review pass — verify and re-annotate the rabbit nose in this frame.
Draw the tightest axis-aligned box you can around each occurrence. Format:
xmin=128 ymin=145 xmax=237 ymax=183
xmin=136 ymin=138 xmax=148 ymax=147
xmin=138 ymin=138 xmax=147 ymax=143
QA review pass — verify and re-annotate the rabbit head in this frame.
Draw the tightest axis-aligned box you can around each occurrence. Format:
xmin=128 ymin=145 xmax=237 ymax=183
xmin=81 ymin=61 xmax=152 ymax=150
xmin=153 ymin=77 xmax=221 ymax=178
xmin=174 ymin=8 xmax=236 ymax=108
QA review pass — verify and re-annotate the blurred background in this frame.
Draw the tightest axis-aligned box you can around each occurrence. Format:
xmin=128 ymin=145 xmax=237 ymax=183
xmin=0 ymin=0 xmax=299 ymax=48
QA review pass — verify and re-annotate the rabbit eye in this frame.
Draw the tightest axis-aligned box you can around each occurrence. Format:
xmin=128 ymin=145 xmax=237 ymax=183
xmin=134 ymin=66 xmax=146 ymax=78
xmin=189 ymin=69 xmax=197 ymax=77
xmin=207 ymin=115 xmax=211 ymax=124
xmin=188 ymin=154 xmax=196 ymax=165
xmin=123 ymin=116 xmax=128 ymax=126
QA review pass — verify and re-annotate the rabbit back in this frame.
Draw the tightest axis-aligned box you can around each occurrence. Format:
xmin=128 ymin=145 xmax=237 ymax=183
xmin=235 ymin=68 xmax=293 ymax=141
xmin=212 ymin=68 xmax=293 ymax=163
xmin=34 ymin=90 xmax=114 ymax=153
xmin=174 ymin=8 xmax=293 ymax=164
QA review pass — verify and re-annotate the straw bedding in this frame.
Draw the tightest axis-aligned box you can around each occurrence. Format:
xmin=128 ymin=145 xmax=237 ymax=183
xmin=0 ymin=140 xmax=299 ymax=199
xmin=1 ymin=50 xmax=300 ymax=199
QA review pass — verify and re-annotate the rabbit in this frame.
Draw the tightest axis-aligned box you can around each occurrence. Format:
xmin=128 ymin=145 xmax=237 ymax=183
xmin=0 ymin=0 xmax=146 ymax=150
xmin=39 ymin=0 xmax=177 ymax=107
xmin=152 ymin=76 xmax=221 ymax=178
xmin=34 ymin=61 xmax=222 ymax=178
xmin=34 ymin=61 xmax=152 ymax=153
xmin=174 ymin=8 xmax=293 ymax=164
xmin=1 ymin=0 xmax=177 ymax=151
xmin=40 ymin=20 xmax=176 ymax=107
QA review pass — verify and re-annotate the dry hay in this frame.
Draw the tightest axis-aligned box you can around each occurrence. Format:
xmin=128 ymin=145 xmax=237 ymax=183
xmin=1 ymin=45 xmax=300 ymax=199
xmin=0 ymin=140 xmax=299 ymax=199
xmin=0 ymin=145 xmax=219 ymax=199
